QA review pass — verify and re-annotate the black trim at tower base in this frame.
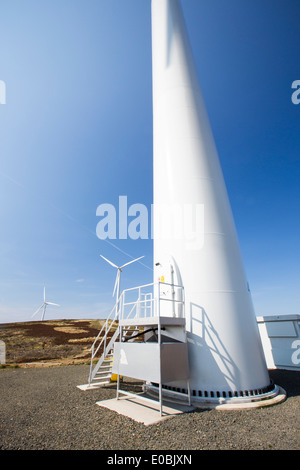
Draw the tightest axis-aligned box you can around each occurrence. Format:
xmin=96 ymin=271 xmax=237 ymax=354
xmin=150 ymin=381 xmax=276 ymax=399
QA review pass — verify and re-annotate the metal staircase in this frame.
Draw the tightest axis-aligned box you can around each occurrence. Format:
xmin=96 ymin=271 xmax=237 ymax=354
xmin=88 ymin=292 xmax=142 ymax=387
xmin=87 ymin=282 xmax=186 ymax=394
xmin=89 ymin=333 xmax=118 ymax=387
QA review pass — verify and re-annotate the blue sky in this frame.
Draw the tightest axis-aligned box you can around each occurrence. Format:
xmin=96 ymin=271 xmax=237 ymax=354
xmin=0 ymin=0 xmax=299 ymax=323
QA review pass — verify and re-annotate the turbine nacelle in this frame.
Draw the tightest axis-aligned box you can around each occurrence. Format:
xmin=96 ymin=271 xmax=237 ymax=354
xmin=100 ymin=254 xmax=145 ymax=300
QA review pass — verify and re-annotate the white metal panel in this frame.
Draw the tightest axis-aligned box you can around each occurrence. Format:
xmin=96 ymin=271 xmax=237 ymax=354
xmin=265 ymin=321 xmax=297 ymax=338
xmin=112 ymin=342 xmax=189 ymax=383
xmin=257 ymin=315 xmax=300 ymax=370
xmin=257 ymin=321 xmax=275 ymax=369
xmin=257 ymin=314 xmax=300 ymax=322
xmin=113 ymin=343 xmax=160 ymax=382
xmin=271 ymin=346 xmax=299 ymax=369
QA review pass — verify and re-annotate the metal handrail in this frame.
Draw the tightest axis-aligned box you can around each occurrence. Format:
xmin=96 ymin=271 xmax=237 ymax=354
xmin=122 ymin=281 xmax=184 ymax=292
xmin=123 ymin=299 xmax=152 ymax=306
xmin=121 ymin=281 xmax=184 ymax=320
xmin=88 ymin=281 xmax=185 ymax=384
xmin=90 ymin=291 xmax=124 ymax=356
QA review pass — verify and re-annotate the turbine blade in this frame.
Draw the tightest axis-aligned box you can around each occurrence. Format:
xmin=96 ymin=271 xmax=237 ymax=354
xmin=100 ymin=255 xmax=118 ymax=269
xmin=43 ymin=286 xmax=46 ymax=302
xmin=120 ymin=256 xmax=145 ymax=269
xmin=113 ymin=270 xmax=120 ymax=297
xmin=46 ymin=302 xmax=60 ymax=307
xmin=32 ymin=304 xmax=43 ymax=318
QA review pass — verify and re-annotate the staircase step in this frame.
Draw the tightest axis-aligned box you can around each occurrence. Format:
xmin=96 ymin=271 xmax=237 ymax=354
xmin=89 ymin=325 xmax=120 ymax=383
xmin=95 ymin=373 xmax=112 ymax=379
xmin=89 ymin=380 xmax=111 ymax=387
xmin=92 ymin=374 xmax=111 ymax=381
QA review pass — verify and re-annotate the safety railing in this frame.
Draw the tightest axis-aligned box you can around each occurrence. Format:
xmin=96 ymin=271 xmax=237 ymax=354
xmin=88 ymin=281 xmax=184 ymax=383
xmin=120 ymin=281 xmax=185 ymax=321
xmin=88 ymin=293 xmax=124 ymax=382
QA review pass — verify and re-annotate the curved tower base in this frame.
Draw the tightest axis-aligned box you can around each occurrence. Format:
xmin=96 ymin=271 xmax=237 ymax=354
xmin=144 ymin=382 xmax=286 ymax=410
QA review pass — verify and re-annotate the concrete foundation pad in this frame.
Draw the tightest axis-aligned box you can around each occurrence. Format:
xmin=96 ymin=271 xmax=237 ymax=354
xmin=96 ymin=394 xmax=195 ymax=426
xmin=77 ymin=383 xmax=109 ymax=391
xmin=212 ymin=386 xmax=287 ymax=410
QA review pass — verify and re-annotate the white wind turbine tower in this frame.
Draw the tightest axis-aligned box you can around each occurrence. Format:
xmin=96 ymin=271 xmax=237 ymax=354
xmin=32 ymin=286 xmax=60 ymax=321
xmin=100 ymin=255 xmax=145 ymax=303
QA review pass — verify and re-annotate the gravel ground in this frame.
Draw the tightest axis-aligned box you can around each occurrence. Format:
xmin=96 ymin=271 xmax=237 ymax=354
xmin=0 ymin=365 xmax=299 ymax=451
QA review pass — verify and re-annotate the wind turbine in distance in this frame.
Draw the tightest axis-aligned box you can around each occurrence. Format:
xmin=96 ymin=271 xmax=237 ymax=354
xmin=100 ymin=255 xmax=145 ymax=303
xmin=32 ymin=286 xmax=60 ymax=321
